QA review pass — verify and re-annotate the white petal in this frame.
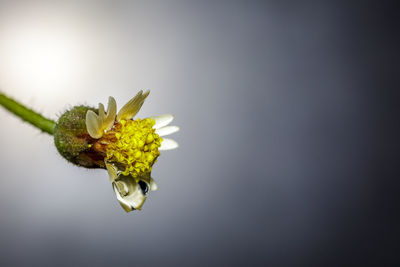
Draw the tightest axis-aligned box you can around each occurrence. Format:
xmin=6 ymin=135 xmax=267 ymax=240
xmin=113 ymin=181 xmax=144 ymax=212
xmin=112 ymin=176 xmax=149 ymax=212
xmin=98 ymin=103 xmax=105 ymax=118
xmin=152 ymin=114 xmax=174 ymax=129
xmin=117 ymin=90 xmax=150 ymax=121
xmin=150 ymin=178 xmax=158 ymax=191
xmin=85 ymin=97 xmax=117 ymax=139
xmin=103 ymin=97 xmax=117 ymax=131
xmin=86 ymin=110 xmax=103 ymax=138
xmin=156 ymin=125 xmax=180 ymax=137
xmin=105 ymin=162 xmax=118 ymax=182
xmin=159 ymin=138 xmax=179 ymax=150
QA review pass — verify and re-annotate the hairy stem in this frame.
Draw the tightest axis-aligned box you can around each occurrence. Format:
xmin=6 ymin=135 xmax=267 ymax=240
xmin=0 ymin=92 xmax=56 ymax=135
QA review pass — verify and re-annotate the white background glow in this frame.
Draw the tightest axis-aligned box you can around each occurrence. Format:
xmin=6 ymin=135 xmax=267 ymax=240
xmin=0 ymin=3 xmax=130 ymax=116
xmin=1 ymin=22 xmax=84 ymax=93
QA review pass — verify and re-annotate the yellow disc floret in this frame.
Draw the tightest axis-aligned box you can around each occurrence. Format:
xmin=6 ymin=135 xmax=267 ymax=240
xmin=105 ymin=118 xmax=162 ymax=176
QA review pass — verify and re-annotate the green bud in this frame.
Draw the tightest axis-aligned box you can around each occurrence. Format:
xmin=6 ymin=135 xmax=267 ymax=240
xmin=54 ymin=105 xmax=104 ymax=168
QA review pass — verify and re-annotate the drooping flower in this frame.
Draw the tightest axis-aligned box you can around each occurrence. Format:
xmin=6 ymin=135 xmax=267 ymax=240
xmin=53 ymin=90 xmax=179 ymax=212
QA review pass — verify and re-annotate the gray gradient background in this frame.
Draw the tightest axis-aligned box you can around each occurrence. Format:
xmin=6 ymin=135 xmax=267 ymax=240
xmin=0 ymin=1 xmax=399 ymax=266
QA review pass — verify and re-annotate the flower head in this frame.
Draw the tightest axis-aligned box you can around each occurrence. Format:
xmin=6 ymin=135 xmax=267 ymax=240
xmin=105 ymin=118 xmax=162 ymax=176
xmin=54 ymin=90 xmax=178 ymax=212
xmin=1 ymin=90 xmax=178 ymax=213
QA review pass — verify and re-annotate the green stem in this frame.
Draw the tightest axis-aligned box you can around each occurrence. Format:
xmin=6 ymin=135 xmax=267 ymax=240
xmin=0 ymin=92 xmax=56 ymax=135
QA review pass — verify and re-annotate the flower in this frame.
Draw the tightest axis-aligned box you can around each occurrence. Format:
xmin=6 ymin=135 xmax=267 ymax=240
xmin=85 ymin=90 xmax=179 ymax=212
xmin=1 ymin=90 xmax=178 ymax=212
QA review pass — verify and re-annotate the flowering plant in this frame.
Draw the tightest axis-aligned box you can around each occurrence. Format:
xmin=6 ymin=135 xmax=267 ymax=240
xmin=0 ymin=90 xmax=179 ymax=212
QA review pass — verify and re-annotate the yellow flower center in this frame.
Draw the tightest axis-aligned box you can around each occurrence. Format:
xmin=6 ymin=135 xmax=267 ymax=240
xmin=105 ymin=118 xmax=162 ymax=176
